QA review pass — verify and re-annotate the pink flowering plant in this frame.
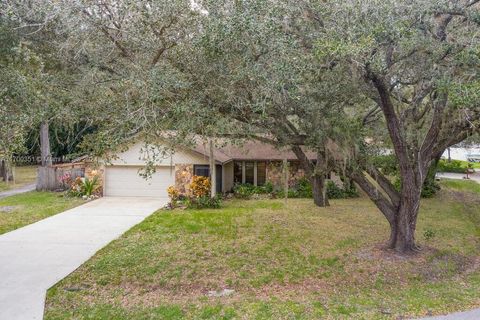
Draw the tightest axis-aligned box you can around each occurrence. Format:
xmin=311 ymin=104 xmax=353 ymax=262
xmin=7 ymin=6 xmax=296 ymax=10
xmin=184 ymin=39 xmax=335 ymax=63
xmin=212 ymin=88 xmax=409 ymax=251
xmin=63 ymin=171 xmax=101 ymax=199
xmin=59 ymin=172 xmax=73 ymax=187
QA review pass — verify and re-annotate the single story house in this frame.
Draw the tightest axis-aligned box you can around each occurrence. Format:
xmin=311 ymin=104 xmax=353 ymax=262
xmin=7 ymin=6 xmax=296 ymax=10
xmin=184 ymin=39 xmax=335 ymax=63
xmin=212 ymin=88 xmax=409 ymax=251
xmin=86 ymin=140 xmax=318 ymax=198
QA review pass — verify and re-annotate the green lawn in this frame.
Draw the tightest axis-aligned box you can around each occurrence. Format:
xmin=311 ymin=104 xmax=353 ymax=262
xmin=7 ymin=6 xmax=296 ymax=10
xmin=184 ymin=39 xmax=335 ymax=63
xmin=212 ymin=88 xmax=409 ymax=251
xmin=45 ymin=181 xmax=480 ymax=320
xmin=0 ymin=192 xmax=84 ymax=235
xmin=441 ymin=179 xmax=480 ymax=194
xmin=0 ymin=166 xmax=37 ymax=192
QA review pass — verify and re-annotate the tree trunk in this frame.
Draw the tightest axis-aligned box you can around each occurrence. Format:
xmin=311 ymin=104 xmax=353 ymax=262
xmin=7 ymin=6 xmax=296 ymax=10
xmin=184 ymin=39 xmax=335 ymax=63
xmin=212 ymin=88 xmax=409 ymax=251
xmin=290 ymin=145 xmax=329 ymax=208
xmin=1 ymin=160 xmax=13 ymax=182
xmin=0 ymin=160 xmax=5 ymax=181
xmin=209 ymin=140 xmax=216 ymax=198
xmin=388 ymin=193 xmax=421 ymax=252
xmin=313 ymin=149 xmax=330 ymax=207
xmin=40 ymin=121 xmax=52 ymax=167
xmin=350 ymin=168 xmax=423 ymax=254
xmin=283 ymin=158 xmax=288 ymax=204
xmin=387 ymin=157 xmax=433 ymax=253
xmin=312 ymin=174 xmax=329 ymax=207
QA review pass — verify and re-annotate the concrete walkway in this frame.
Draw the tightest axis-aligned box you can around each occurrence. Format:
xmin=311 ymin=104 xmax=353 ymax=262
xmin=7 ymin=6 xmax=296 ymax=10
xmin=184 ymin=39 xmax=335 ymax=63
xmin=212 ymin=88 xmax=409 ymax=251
xmin=436 ymin=172 xmax=480 ymax=183
xmin=0 ymin=183 xmax=36 ymax=199
xmin=418 ymin=308 xmax=480 ymax=320
xmin=0 ymin=197 xmax=166 ymax=320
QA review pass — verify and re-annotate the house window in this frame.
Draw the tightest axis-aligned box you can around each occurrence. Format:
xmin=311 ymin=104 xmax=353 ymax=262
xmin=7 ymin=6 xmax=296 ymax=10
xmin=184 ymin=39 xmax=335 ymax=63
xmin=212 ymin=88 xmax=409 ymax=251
xmin=245 ymin=161 xmax=254 ymax=184
xmin=257 ymin=162 xmax=266 ymax=186
xmin=234 ymin=161 xmax=243 ymax=183
xmin=194 ymin=165 xmax=210 ymax=177
xmin=233 ymin=161 xmax=268 ymax=186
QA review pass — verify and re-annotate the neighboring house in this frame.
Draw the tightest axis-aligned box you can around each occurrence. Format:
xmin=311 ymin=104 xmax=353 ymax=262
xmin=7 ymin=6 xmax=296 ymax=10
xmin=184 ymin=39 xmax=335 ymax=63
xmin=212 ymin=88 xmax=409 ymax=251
xmin=84 ymin=140 xmax=317 ymax=198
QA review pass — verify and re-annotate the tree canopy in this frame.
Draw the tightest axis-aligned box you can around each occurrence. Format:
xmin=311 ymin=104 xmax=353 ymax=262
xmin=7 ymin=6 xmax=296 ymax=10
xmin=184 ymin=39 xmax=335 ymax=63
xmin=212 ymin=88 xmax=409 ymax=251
xmin=1 ymin=0 xmax=479 ymax=253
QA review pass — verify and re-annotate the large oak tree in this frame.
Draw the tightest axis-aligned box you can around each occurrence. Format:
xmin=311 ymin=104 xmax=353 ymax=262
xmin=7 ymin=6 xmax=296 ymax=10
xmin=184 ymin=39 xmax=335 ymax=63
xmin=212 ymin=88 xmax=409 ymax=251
xmin=314 ymin=0 xmax=480 ymax=252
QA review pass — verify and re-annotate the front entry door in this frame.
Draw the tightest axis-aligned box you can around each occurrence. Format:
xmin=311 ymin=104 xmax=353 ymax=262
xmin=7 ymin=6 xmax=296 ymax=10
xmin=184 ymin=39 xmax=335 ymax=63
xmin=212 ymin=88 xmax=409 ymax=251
xmin=216 ymin=164 xmax=222 ymax=194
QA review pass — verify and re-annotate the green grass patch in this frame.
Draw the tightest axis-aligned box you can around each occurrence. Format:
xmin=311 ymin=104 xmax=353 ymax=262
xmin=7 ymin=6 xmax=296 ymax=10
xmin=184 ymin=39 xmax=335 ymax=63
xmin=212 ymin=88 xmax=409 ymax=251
xmin=0 ymin=192 xmax=84 ymax=234
xmin=0 ymin=166 xmax=37 ymax=192
xmin=45 ymin=182 xmax=480 ymax=319
xmin=440 ymin=179 xmax=480 ymax=194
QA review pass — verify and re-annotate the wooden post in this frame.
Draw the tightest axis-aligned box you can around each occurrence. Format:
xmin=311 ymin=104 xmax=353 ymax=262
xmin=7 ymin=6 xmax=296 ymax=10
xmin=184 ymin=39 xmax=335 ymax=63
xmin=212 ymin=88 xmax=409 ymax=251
xmin=209 ymin=140 xmax=216 ymax=198
xmin=36 ymin=166 xmax=60 ymax=191
xmin=283 ymin=158 xmax=288 ymax=204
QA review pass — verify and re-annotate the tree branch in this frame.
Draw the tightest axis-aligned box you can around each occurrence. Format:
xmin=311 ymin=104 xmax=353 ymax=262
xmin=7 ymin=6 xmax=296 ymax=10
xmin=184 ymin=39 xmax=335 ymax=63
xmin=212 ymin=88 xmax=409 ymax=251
xmin=419 ymin=91 xmax=447 ymax=161
xmin=365 ymin=167 xmax=400 ymax=208
xmin=350 ymin=170 xmax=396 ymax=224
xmin=291 ymin=145 xmax=314 ymax=176
xmin=365 ymin=65 xmax=410 ymax=174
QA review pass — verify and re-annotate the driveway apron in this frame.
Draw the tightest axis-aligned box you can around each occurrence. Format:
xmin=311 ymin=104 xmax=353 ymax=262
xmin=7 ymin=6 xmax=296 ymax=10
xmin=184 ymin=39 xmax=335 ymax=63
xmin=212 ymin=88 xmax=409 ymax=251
xmin=0 ymin=197 xmax=166 ymax=320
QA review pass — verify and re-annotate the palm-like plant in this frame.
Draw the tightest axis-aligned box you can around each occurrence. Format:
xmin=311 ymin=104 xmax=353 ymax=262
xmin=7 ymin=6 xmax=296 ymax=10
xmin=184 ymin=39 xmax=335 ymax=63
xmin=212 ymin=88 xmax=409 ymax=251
xmin=82 ymin=175 xmax=99 ymax=197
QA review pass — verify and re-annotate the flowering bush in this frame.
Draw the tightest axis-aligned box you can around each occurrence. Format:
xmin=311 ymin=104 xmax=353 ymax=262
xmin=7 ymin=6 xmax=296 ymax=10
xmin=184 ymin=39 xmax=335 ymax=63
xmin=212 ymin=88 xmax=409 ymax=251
xmin=166 ymin=176 xmax=221 ymax=209
xmin=59 ymin=172 xmax=73 ymax=187
xmin=65 ymin=172 xmax=100 ymax=199
xmin=68 ymin=177 xmax=84 ymax=196
xmin=167 ymin=186 xmax=180 ymax=202
xmin=189 ymin=175 xmax=211 ymax=198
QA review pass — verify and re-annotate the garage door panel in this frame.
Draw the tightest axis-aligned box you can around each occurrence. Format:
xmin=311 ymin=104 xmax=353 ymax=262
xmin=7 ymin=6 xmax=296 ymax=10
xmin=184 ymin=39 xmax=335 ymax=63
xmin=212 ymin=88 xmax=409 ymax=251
xmin=105 ymin=166 xmax=174 ymax=197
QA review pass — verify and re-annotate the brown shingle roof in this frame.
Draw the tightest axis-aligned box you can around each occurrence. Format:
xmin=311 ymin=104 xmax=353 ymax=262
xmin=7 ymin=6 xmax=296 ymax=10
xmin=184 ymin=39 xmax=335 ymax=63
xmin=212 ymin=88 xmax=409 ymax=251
xmin=155 ymin=131 xmax=317 ymax=163
xmin=191 ymin=140 xmax=316 ymax=163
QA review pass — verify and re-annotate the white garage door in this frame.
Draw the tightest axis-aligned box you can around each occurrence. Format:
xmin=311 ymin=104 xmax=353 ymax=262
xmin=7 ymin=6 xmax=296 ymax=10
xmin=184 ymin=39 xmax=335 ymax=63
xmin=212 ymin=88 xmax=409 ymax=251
xmin=104 ymin=166 xmax=175 ymax=198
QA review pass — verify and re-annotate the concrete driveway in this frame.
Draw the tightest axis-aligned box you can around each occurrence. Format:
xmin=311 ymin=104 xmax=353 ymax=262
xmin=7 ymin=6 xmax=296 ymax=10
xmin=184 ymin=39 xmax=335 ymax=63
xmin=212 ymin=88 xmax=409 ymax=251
xmin=0 ymin=197 xmax=166 ymax=320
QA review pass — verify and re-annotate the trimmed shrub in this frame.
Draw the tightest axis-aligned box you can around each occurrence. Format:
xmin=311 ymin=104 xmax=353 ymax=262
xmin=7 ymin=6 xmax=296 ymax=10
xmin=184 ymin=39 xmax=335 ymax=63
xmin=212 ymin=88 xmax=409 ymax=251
xmin=186 ymin=195 xmax=222 ymax=209
xmin=275 ymin=178 xmax=358 ymax=199
xmin=233 ymin=183 xmax=273 ymax=198
xmin=190 ymin=175 xmax=211 ymax=198
xmin=296 ymin=177 xmax=313 ymax=198
xmin=166 ymin=176 xmax=221 ymax=209
xmin=421 ymin=178 xmax=441 ymax=198
xmin=167 ymin=186 xmax=181 ymax=207
xmin=326 ymin=181 xmax=359 ymax=199
xmin=233 ymin=184 xmax=256 ymax=198
xmin=326 ymin=181 xmax=346 ymax=199
xmin=263 ymin=182 xmax=274 ymax=193
xmin=166 ymin=177 xmax=221 ymax=209
xmin=437 ymin=159 xmax=470 ymax=173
